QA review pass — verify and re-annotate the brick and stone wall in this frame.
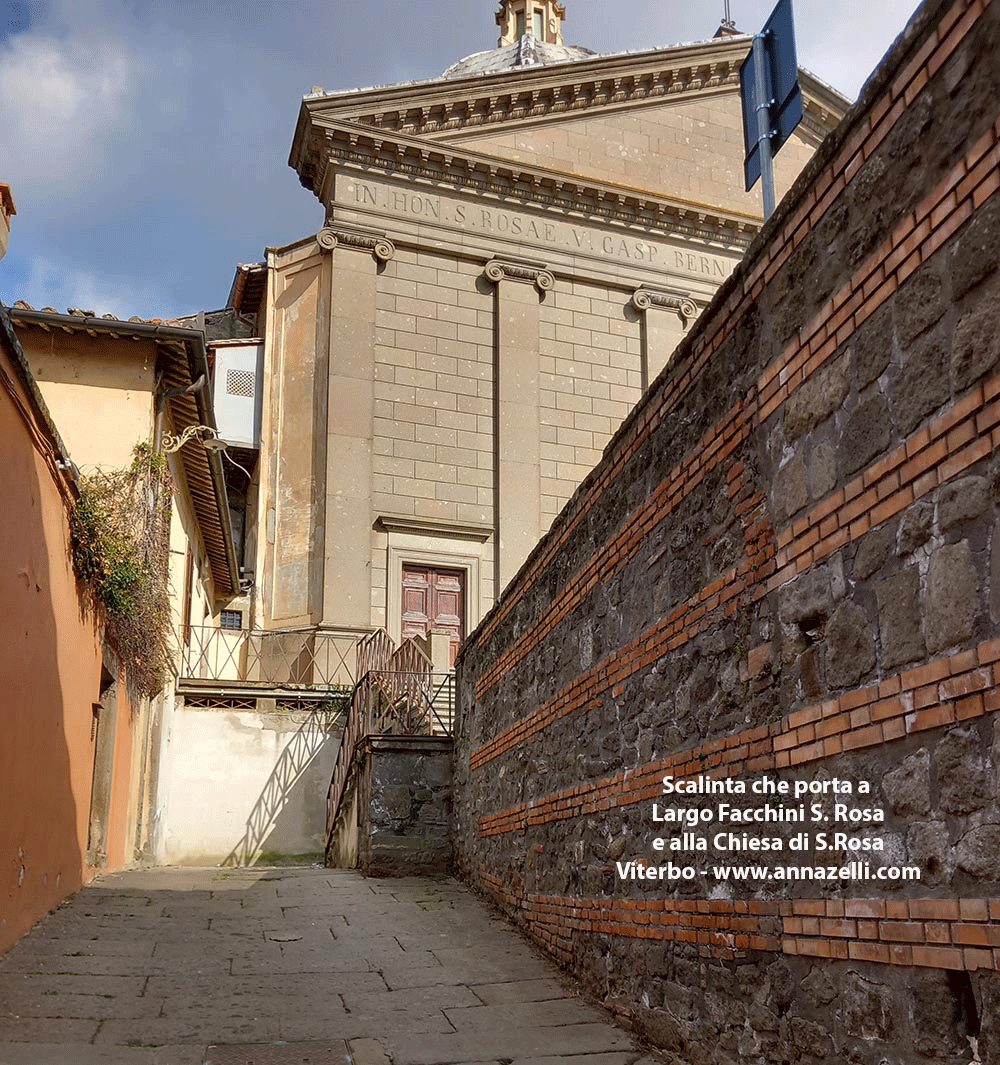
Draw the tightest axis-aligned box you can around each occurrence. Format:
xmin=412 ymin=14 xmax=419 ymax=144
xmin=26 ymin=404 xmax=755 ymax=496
xmin=454 ymin=0 xmax=1000 ymax=1060
xmin=360 ymin=736 xmax=452 ymax=877
xmin=329 ymin=735 xmax=453 ymax=876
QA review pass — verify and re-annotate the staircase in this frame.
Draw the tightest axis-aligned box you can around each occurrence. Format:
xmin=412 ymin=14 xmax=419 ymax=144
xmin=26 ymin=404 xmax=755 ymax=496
xmin=324 ymin=629 xmax=456 ymax=872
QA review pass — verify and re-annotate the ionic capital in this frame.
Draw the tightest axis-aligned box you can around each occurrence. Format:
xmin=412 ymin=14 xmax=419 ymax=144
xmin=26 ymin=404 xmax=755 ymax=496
xmin=630 ymin=288 xmax=698 ymax=321
xmin=483 ymin=258 xmax=555 ymax=293
xmin=316 ymin=226 xmax=395 ymax=262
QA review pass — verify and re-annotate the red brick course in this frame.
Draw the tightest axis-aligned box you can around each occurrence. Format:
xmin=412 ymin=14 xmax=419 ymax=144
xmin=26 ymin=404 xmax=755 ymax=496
xmin=477 ymin=637 xmax=1000 ymax=838
xmin=478 ymin=872 xmax=1000 ymax=972
xmin=471 ymin=372 xmax=1000 ymax=772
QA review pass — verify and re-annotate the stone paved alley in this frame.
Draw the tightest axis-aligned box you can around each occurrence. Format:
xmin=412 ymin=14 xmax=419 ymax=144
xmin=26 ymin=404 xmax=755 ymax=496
xmin=0 ymin=868 xmax=656 ymax=1065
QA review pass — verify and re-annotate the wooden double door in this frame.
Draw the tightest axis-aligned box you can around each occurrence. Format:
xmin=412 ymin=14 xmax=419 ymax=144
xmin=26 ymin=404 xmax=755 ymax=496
xmin=401 ymin=565 xmax=465 ymax=667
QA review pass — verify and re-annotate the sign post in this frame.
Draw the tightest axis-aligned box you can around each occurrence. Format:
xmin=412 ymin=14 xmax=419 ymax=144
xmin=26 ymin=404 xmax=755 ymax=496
xmin=752 ymin=32 xmax=777 ymax=219
xmin=740 ymin=0 xmax=804 ymax=220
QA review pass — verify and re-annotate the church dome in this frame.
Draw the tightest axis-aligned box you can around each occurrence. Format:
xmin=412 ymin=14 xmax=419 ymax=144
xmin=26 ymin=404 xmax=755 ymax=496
xmin=442 ymin=36 xmax=595 ymax=79
xmin=443 ymin=0 xmax=595 ymax=79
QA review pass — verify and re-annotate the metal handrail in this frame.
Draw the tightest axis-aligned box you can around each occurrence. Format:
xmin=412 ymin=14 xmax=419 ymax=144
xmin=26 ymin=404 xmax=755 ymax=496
xmin=371 ymin=671 xmax=456 ymax=735
xmin=179 ymin=625 xmax=359 ymax=688
xmin=325 ymin=634 xmax=455 ymax=847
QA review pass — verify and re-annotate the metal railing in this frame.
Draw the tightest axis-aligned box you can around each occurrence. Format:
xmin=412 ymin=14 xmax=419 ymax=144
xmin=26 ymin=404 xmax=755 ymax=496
xmin=180 ymin=625 xmax=359 ymax=689
xmin=325 ymin=629 xmax=456 ymax=845
xmin=367 ymin=671 xmax=456 ymax=736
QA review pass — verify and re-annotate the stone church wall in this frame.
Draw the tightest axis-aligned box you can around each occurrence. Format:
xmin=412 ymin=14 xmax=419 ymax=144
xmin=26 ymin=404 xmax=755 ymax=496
xmin=260 ymin=168 xmax=746 ymax=637
xmin=454 ymin=0 xmax=1000 ymax=1060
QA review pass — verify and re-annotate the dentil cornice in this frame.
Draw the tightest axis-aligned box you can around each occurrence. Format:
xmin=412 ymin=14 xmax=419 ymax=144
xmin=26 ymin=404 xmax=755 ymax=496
xmin=291 ymin=38 xmax=846 ymax=171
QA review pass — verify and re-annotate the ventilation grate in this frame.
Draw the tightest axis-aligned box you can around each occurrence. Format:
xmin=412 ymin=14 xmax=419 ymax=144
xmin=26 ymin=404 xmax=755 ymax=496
xmin=205 ymin=1043 xmax=347 ymax=1064
xmin=226 ymin=369 xmax=255 ymax=397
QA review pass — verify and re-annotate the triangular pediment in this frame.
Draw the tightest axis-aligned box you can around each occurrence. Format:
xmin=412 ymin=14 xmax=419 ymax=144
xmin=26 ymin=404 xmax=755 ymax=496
xmin=290 ymin=33 xmax=849 ymax=248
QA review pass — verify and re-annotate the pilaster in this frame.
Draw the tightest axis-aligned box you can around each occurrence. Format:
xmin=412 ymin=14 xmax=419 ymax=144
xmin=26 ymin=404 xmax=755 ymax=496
xmin=485 ymin=259 xmax=553 ymax=593
xmin=319 ymin=226 xmax=395 ymax=628
xmin=630 ymin=288 xmax=698 ymax=388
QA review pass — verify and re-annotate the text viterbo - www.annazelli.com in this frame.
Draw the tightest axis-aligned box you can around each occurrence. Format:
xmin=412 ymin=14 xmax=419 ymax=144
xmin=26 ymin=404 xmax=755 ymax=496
xmin=616 ymin=860 xmax=921 ymax=882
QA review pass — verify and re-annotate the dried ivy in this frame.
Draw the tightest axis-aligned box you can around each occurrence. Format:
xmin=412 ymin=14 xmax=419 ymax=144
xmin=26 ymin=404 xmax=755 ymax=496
xmin=70 ymin=443 xmax=172 ymax=698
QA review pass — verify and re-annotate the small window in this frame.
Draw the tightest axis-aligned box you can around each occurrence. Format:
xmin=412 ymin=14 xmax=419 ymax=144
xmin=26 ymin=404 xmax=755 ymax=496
xmin=220 ymin=610 xmax=243 ymax=631
xmin=515 ymin=10 xmax=525 ymax=37
xmin=533 ymin=9 xmax=543 ymax=37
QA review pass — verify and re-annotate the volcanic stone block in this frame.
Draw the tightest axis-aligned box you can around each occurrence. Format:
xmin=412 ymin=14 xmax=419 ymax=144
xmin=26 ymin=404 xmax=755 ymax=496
xmin=841 ymin=394 xmax=892 ymax=476
xmin=801 ymin=968 xmax=836 ymax=1007
xmin=778 ymin=566 xmax=832 ymax=625
xmin=842 ymin=973 xmax=896 ymax=1041
xmin=925 ymin=541 xmax=979 ymax=653
xmin=938 ymin=476 xmax=988 ymax=531
xmin=953 ymin=295 xmax=1000 ymax=391
xmin=882 ymin=748 xmax=931 ymax=816
xmin=956 ymin=824 xmax=1000 ymax=879
xmin=855 ymin=523 xmax=895 ymax=579
xmin=877 ymin=566 xmax=925 ymax=667
xmin=936 ymin=727 xmax=990 ymax=814
xmin=911 ymin=971 xmax=974 ymax=1059
xmin=825 ymin=600 xmax=876 ymax=688
xmin=783 ymin=353 xmax=850 ymax=442
xmin=853 ymin=302 xmax=893 ymax=389
xmin=896 ymin=498 xmax=934 ymax=555
xmin=790 ymin=1017 xmax=831 ymax=1057
xmin=774 ymin=449 xmax=808 ymax=523
xmin=895 ymin=264 xmax=945 ymax=345
xmin=951 ymin=193 xmax=1000 ymax=299
xmin=891 ymin=331 xmax=950 ymax=436
xmin=906 ymin=820 xmax=952 ymax=886
xmin=810 ymin=442 xmax=837 ymax=499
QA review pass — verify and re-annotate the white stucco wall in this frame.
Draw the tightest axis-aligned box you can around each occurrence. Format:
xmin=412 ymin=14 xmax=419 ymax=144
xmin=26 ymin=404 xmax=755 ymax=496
xmin=155 ymin=706 xmax=340 ymax=866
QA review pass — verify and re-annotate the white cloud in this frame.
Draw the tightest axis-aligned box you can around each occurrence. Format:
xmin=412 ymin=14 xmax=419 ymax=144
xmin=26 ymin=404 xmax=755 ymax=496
xmin=17 ymin=255 xmax=156 ymax=321
xmin=0 ymin=30 xmax=130 ymax=187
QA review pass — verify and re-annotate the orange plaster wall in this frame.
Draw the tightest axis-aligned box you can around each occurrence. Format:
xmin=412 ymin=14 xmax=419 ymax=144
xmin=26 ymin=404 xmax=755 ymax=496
xmin=0 ymin=342 xmax=140 ymax=955
xmin=104 ymin=684 xmax=138 ymax=872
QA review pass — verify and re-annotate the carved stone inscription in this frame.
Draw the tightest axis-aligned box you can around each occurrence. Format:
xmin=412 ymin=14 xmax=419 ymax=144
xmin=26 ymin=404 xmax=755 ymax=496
xmin=344 ymin=178 xmax=735 ymax=281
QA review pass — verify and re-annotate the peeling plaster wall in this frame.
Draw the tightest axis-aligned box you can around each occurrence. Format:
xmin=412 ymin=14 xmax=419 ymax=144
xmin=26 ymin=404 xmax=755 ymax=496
xmin=0 ymin=322 xmax=142 ymax=955
xmin=157 ymin=707 xmax=340 ymax=866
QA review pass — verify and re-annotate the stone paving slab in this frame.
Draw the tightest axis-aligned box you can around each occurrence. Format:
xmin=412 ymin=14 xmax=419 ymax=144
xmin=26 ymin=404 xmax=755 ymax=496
xmin=385 ymin=1023 xmax=636 ymax=1065
xmin=0 ymin=1045 xmax=205 ymax=1065
xmin=0 ymin=867 xmax=659 ymax=1065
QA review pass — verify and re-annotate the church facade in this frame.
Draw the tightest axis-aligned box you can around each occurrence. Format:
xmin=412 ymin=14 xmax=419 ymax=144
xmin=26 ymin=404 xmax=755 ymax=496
xmin=232 ymin=0 xmax=847 ymax=658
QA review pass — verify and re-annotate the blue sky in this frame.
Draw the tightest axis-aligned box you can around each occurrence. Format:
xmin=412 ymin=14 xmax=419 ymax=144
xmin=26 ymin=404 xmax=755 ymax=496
xmin=0 ymin=0 xmax=920 ymax=321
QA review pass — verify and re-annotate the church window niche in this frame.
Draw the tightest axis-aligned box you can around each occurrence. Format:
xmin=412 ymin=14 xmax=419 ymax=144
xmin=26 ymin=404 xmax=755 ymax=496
xmin=533 ymin=9 xmax=543 ymax=37
xmin=516 ymin=10 xmax=525 ymax=37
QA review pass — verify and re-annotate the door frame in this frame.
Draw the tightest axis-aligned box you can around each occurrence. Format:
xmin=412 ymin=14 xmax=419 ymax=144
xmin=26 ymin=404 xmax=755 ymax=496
xmin=387 ymin=543 xmax=481 ymax=654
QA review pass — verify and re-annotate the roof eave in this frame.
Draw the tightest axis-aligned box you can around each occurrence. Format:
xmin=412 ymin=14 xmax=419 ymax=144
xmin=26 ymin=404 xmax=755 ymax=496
xmin=6 ymin=307 xmax=240 ymax=597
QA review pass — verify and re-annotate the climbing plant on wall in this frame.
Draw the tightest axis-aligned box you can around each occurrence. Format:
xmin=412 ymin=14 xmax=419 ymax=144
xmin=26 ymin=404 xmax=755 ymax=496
xmin=70 ymin=442 xmax=173 ymax=698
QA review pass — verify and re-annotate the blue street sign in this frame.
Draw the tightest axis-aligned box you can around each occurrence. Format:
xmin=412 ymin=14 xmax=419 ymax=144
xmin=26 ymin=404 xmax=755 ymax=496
xmin=740 ymin=0 xmax=804 ymax=208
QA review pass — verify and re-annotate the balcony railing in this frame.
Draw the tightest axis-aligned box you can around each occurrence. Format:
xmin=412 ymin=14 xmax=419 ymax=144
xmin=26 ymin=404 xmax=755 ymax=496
xmin=180 ymin=625 xmax=359 ymax=689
